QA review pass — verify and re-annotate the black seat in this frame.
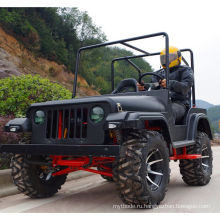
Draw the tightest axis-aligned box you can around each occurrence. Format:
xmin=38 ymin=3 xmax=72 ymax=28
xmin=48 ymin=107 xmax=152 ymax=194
xmin=112 ymin=78 xmax=138 ymax=94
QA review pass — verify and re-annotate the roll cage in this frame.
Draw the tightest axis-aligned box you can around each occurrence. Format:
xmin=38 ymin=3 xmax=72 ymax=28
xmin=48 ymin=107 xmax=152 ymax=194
xmin=72 ymin=32 xmax=195 ymax=107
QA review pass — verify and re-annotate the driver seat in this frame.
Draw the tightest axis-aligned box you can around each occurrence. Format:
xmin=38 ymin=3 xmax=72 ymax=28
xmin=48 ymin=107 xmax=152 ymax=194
xmin=112 ymin=78 xmax=138 ymax=94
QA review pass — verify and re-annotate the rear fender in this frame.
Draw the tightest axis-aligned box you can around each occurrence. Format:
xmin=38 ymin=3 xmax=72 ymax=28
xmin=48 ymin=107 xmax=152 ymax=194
xmin=187 ymin=113 xmax=213 ymax=140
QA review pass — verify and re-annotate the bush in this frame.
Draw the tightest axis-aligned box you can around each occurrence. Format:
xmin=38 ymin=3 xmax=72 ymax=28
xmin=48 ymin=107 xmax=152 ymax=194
xmin=0 ymin=74 xmax=72 ymax=117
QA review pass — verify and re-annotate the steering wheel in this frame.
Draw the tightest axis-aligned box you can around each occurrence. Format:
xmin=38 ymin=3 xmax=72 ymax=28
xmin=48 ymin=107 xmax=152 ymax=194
xmin=138 ymin=71 xmax=164 ymax=91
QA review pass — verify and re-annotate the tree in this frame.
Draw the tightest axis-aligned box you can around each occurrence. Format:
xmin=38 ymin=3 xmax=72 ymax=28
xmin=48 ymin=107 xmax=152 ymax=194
xmin=59 ymin=8 xmax=106 ymax=46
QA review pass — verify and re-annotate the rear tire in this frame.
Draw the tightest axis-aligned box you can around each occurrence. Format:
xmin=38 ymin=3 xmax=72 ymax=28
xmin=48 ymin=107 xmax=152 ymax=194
xmin=114 ymin=130 xmax=170 ymax=208
xmin=11 ymin=154 xmax=67 ymax=198
xmin=179 ymin=132 xmax=213 ymax=186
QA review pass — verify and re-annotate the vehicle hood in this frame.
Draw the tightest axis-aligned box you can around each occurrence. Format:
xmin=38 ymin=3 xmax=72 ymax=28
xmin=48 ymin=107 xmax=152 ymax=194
xmin=28 ymin=94 xmax=166 ymax=113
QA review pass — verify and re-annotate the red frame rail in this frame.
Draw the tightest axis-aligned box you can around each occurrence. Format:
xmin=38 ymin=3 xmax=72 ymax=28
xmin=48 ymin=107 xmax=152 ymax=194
xmin=51 ymin=156 xmax=115 ymax=177
xmin=170 ymin=147 xmax=201 ymax=160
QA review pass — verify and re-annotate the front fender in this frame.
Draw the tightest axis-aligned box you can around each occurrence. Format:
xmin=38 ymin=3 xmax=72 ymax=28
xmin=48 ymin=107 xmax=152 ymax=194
xmin=4 ymin=118 xmax=32 ymax=133
xmin=105 ymin=111 xmax=170 ymax=130
xmin=105 ymin=111 xmax=173 ymax=154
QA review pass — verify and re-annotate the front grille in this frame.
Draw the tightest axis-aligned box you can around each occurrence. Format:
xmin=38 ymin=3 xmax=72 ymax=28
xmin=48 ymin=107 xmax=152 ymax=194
xmin=46 ymin=108 xmax=88 ymax=139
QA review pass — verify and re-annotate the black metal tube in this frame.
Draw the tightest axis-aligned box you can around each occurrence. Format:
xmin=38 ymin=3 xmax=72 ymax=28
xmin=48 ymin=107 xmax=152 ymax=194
xmin=112 ymin=52 xmax=160 ymax=62
xmin=72 ymin=50 xmax=81 ymax=98
xmin=127 ymin=59 xmax=142 ymax=75
xmin=165 ymin=34 xmax=170 ymax=90
xmin=189 ymin=50 xmax=195 ymax=107
xmin=78 ymin=32 xmax=168 ymax=52
xmin=180 ymin=49 xmax=195 ymax=107
xmin=191 ymin=57 xmax=196 ymax=107
xmin=121 ymin=42 xmax=150 ymax=55
xmin=111 ymin=61 xmax=115 ymax=91
xmin=182 ymin=56 xmax=189 ymax=67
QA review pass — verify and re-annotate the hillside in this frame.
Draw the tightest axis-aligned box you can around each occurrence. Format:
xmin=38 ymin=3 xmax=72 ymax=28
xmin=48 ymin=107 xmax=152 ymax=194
xmin=195 ymin=99 xmax=219 ymax=133
xmin=196 ymin=100 xmax=214 ymax=109
xmin=0 ymin=26 xmax=99 ymax=97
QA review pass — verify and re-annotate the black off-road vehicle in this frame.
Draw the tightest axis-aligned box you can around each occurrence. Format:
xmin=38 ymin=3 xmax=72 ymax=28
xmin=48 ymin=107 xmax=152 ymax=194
xmin=0 ymin=32 xmax=213 ymax=208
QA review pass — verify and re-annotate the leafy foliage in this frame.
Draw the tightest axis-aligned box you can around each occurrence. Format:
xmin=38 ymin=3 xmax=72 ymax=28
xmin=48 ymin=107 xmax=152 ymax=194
xmin=0 ymin=75 xmax=72 ymax=117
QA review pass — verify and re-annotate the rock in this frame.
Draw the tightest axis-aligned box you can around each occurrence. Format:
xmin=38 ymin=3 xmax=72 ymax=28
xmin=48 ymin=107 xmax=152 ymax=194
xmin=0 ymin=47 xmax=22 ymax=79
xmin=0 ymin=48 xmax=10 ymax=60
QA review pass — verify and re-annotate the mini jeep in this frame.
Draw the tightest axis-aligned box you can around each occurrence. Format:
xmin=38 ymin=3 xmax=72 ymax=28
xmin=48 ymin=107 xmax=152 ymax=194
xmin=0 ymin=32 xmax=213 ymax=208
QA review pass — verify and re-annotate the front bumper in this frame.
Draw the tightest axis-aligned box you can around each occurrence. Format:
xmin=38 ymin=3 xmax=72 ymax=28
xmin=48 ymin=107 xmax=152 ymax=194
xmin=0 ymin=144 xmax=120 ymax=156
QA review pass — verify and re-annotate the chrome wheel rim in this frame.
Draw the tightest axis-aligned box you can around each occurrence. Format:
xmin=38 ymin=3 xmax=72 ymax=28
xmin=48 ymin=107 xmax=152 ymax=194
xmin=201 ymin=144 xmax=210 ymax=171
xmin=146 ymin=149 xmax=164 ymax=191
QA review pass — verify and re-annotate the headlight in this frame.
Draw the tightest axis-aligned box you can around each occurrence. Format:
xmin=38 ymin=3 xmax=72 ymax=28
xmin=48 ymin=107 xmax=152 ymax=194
xmin=34 ymin=110 xmax=45 ymax=124
xmin=90 ymin=106 xmax=104 ymax=123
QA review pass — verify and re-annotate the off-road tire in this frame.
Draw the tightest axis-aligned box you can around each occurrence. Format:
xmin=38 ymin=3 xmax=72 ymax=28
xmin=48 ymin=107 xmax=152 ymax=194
xmin=179 ymin=132 xmax=213 ymax=186
xmin=11 ymin=154 xmax=67 ymax=198
xmin=114 ymin=130 xmax=170 ymax=208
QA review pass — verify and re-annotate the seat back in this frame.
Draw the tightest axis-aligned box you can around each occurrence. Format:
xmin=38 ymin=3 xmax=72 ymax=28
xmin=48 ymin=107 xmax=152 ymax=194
xmin=112 ymin=78 xmax=137 ymax=94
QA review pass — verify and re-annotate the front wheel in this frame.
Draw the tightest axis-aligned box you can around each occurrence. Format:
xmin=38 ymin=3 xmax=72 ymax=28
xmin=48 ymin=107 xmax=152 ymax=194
xmin=114 ymin=130 xmax=170 ymax=208
xmin=11 ymin=154 xmax=67 ymax=198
